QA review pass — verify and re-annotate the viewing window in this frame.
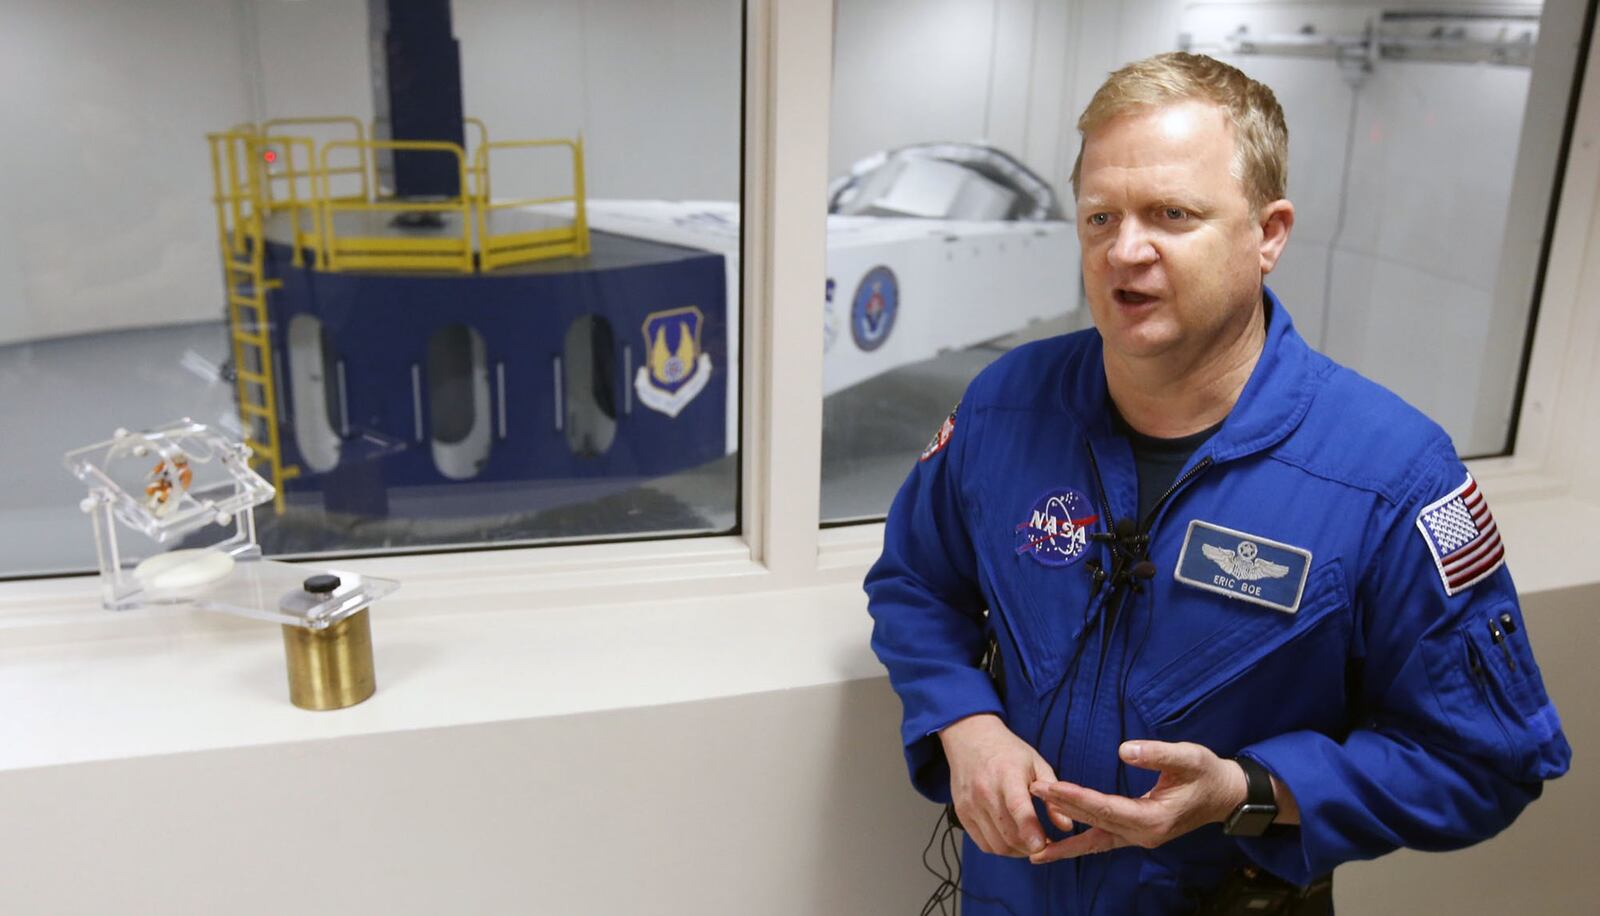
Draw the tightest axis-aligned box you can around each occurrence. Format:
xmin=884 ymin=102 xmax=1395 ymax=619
xmin=821 ymin=0 xmax=1593 ymax=523
xmin=0 ymin=0 xmax=743 ymax=576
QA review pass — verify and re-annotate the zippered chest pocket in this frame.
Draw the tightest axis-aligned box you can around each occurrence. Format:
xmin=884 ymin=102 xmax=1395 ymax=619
xmin=1130 ymin=562 xmax=1351 ymax=755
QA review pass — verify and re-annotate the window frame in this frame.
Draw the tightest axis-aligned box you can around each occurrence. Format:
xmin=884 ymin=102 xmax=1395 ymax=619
xmin=1470 ymin=0 xmax=1600 ymax=504
xmin=0 ymin=0 xmax=1597 ymax=643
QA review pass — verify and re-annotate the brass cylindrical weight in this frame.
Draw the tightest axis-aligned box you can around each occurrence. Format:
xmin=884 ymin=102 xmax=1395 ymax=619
xmin=281 ymin=608 xmax=376 ymax=710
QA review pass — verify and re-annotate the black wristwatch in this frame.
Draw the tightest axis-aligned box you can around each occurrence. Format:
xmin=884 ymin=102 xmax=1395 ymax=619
xmin=1223 ymin=756 xmax=1278 ymax=837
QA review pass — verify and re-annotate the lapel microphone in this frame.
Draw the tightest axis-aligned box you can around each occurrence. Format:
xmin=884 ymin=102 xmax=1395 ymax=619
xmin=1091 ymin=517 xmax=1156 ymax=592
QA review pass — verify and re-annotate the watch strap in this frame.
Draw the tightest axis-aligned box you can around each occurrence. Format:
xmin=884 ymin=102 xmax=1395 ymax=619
xmin=1235 ymin=755 xmax=1274 ymax=807
xmin=1224 ymin=755 xmax=1279 ymax=837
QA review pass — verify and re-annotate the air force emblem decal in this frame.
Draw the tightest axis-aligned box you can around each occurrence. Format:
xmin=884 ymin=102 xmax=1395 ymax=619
xmin=1175 ymin=520 xmax=1312 ymax=613
xmin=1015 ymin=487 xmax=1099 ymax=568
xmin=635 ymin=306 xmax=712 ymax=418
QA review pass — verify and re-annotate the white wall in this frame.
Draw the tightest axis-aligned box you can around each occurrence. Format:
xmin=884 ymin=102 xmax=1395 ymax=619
xmin=1185 ymin=1 xmax=1565 ymax=455
xmin=0 ymin=0 xmax=368 ymax=346
xmin=253 ymin=0 xmax=372 ymax=130
xmin=831 ymin=0 xmax=1004 ymax=178
xmin=0 ymin=0 xmax=252 ymax=346
xmin=455 ymin=0 xmax=742 ymax=202
xmin=1321 ymin=61 xmax=1529 ymax=451
xmin=249 ymin=0 xmax=743 ymax=207
xmin=250 ymin=0 xmax=746 ymax=204
xmin=0 ymin=678 xmax=937 ymax=915
xmin=829 ymin=0 xmax=1186 ymax=197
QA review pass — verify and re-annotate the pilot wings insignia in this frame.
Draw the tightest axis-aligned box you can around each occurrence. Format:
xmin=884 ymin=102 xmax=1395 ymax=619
xmin=1176 ymin=521 xmax=1312 ymax=614
xmin=1201 ymin=541 xmax=1291 ymax=581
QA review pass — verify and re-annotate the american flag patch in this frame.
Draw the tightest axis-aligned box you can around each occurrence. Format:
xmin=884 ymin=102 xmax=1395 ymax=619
xmin=1416 ymin=473 xmax=1505 ymax=596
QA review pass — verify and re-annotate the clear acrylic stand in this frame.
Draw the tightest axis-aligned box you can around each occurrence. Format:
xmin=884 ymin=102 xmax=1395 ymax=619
xmin=64 ymin=419 xmax=397 ymax=629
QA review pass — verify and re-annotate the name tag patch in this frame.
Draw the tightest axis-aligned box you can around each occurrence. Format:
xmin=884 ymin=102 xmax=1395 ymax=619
xmin=1174 ymin=520 xmax=1312 ymax=614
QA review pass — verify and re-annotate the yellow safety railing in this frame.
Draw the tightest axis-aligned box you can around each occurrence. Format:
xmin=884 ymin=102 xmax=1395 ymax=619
xmin=319 ymin=139 xmax=474 ymax=273
xmin=257 ymin=135 xmax=323 ymax=268
xmin=464 ymin=116 xmax=490 ymax=199
xmin=214 ymin=117 xmax=587 ymax=275
xmin=370 ymin=117 xmax=489 ymax=191
xmin=472 ymin=138 xmax=591 ymax=270
xmin=262 ymin=116 xmax=370 ymax=205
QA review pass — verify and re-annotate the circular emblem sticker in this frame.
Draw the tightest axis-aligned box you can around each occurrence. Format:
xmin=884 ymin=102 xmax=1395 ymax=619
xmin=850 ymin=265 xmax=898 ymax=351
xmin=1014 ymin=487 xmax=1101 ymax=567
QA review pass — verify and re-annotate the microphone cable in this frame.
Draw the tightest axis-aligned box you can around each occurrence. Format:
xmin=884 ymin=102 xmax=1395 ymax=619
xmin=919 ymin=803 xmax=1026 ymax=916
xmin=919 ymin=556 xmax=1109 ymax=916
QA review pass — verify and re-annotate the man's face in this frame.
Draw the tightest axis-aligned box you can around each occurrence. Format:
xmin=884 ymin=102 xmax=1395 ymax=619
xmin=1076 ymin=100 xmax=1290 ymax=364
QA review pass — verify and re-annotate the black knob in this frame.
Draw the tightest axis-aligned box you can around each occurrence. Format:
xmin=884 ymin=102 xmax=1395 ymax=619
xmin=303 ymin=574 xmax=342 ymax=595
xmin=1132 ymin=560 xmax=1158 ymax=579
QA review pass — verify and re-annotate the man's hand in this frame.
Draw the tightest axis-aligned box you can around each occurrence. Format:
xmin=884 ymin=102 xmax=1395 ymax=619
xmin=939 ymin=713 xmax=1059 ymax=857
xmin=1026 ymin=740 xmax=1247 ymax=864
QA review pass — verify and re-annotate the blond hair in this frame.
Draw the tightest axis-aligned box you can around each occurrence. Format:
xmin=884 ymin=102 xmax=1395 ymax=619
xmin=1071 ymin=52 xmax=1288 ymax=213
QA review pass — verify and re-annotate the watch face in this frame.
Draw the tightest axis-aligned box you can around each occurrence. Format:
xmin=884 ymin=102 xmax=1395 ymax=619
xmin=1225 ymin=804 xmax=1278 ymax=837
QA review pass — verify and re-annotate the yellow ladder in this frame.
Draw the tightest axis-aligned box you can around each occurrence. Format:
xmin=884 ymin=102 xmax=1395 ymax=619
xmin=208 ymin=130 xmax=299 ymax=512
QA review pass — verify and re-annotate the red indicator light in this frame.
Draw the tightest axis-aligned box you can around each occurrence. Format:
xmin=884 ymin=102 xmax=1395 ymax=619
xmin=263 ymin=149 xmax=279 ymax=165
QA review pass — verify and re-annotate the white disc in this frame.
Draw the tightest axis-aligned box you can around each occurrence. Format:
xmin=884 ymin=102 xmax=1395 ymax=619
xmin=134 ymin=548 xmax=235 ymax=591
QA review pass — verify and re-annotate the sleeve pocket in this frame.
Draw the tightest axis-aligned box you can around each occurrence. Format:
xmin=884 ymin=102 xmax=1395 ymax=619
xmin=1421 ymin=606 xmax=1566 ymax=781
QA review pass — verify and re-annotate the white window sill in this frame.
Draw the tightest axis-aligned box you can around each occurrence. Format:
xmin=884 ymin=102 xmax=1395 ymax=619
xmin=2 ymin=476 xmax=1595 ymax=775
xmin=0 ymin=573 xmax=883 ymax=773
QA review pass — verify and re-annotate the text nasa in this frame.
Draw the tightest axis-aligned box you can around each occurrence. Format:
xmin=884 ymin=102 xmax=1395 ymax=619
xmin=1032 ymin=510 xmax=1088 ymax=551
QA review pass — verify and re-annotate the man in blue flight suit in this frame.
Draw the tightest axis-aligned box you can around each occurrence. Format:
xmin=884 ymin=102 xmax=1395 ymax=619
xmin=865 ymin=52 xmax=1570 ymax=914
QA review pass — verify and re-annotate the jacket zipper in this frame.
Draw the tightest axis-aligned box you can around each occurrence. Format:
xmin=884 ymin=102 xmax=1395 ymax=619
xmin=1082 ymin=438 xmax=1121 ymax=543
xmin=1141 ymin=456 xmax=1216 ymax=535
xmin=1072 ymin=442 xmax=1215 ymax=795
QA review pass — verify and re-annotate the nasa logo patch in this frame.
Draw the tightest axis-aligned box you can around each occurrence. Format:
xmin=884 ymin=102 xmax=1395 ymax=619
xmin=1015 ymin=487 xmax=1100 ymax=568
xmin=1174 ymin=520 xmax=1312 ymax=614
xmin=850 ymin=266 xmax=898 ymax=351
xmin=920 ymin=403 xmax=957 ymax=462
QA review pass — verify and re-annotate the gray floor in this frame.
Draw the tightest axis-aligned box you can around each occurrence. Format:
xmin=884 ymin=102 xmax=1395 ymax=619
xmin=2 ymin=312 xmax=1082 ymax=578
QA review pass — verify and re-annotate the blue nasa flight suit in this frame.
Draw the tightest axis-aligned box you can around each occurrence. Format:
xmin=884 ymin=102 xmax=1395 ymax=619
xmin=865 ymin=290 xmax=1570 ymax=914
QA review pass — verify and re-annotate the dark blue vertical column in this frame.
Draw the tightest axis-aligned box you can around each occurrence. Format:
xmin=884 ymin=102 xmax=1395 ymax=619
xmin=368 ymin=0 xmax=465 ymax=198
